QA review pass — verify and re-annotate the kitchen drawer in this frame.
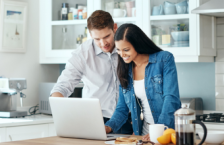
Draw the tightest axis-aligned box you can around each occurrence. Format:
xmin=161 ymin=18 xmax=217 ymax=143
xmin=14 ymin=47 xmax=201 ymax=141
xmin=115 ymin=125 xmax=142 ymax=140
xmin=6 ymin=124 xmax=48 ymax=142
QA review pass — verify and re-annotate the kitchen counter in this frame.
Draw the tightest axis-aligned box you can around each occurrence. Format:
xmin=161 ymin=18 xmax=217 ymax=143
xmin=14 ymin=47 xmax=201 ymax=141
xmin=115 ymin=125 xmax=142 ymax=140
xmin=0 ymin=136 xmax=207 ymax=145
xmin=0 ymin=114 xmax=53 ymax=127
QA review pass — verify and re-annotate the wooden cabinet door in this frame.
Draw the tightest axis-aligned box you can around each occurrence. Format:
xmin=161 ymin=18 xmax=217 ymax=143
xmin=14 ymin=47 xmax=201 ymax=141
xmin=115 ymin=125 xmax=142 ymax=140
xmin=6 ymin=124 xmax=48 ymax=142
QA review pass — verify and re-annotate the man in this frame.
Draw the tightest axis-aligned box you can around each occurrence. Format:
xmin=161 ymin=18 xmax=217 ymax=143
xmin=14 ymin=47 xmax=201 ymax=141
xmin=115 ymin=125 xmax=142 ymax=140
xmin=51 ymin=10 xmax=133 ymax=134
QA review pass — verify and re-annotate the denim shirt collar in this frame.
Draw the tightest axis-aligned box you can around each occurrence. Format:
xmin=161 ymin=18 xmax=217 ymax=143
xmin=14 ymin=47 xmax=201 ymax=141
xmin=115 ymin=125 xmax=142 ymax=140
xmin=128 ymin=53 xmax=157 ymax=78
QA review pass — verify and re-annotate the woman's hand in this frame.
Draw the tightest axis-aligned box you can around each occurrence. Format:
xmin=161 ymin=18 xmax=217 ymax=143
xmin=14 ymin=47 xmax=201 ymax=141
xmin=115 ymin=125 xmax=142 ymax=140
xmin=105 ymin=126 xmax=112 ymax=133
xmin=142 ymin=134 xmax=150 ymax=141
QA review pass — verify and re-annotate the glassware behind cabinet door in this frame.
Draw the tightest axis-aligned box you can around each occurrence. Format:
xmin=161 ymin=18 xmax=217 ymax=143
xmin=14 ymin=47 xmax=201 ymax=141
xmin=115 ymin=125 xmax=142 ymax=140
xmin=61 ymin=27 xmax=72 ymax=49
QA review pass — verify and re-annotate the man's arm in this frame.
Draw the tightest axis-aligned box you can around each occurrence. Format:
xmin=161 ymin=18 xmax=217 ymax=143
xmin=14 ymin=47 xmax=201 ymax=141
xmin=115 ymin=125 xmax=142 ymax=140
xmin=51 ymin=92 xmax=64 ymax=97
xmin=50 ymin=49 xmax=84 ymax=97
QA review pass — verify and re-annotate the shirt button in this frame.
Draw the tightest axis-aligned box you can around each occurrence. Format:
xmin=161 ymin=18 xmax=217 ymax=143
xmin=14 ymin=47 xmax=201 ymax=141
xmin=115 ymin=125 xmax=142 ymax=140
xmin=148 ymin=99 xmax=150 ymax=101
xmin=145 ymin=87 xmax=147 ymax=89
xmin=137 ymin=131 xmax=138 ymax=132
xmin=152 ymin=111 xmax=154 ymax=113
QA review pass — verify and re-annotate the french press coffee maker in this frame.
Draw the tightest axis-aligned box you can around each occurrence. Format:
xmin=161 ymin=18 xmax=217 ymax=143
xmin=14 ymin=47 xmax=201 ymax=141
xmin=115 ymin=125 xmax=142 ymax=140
xmin=174 ymin=106 xmax=207 ymax=145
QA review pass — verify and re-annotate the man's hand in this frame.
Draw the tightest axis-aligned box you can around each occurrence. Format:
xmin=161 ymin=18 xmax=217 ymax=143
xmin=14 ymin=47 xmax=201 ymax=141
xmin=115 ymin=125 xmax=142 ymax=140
xmin=51 ymin=92 xmax=64 ymax=97
xmin=142 ymin=133 xmax=150 ymax=141
xmin=105 ymin=126 xmax=112 ymax=133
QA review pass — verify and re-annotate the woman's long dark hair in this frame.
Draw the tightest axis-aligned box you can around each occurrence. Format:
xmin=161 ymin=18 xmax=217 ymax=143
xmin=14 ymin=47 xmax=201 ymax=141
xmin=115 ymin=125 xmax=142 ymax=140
xmin=115 ymin=23 xmax=163 ymax=89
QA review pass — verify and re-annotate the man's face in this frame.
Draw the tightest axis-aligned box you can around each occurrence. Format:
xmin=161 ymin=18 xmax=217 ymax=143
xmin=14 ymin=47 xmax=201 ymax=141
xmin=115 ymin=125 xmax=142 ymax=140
xmin=90 ymin=26 xmax=116 ymax=53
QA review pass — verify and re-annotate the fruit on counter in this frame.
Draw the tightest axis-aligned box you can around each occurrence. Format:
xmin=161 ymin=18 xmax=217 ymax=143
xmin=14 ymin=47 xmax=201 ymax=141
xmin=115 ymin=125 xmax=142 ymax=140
xmin=163 ymin=128 xmax=175 ymax=136
xmin=171 ymin=133 xmax=176 ymax=144
xmin=157 ymin=128 xmax=176 ymax=144
xmin=157 ymin=134 xmax=171 ymax=144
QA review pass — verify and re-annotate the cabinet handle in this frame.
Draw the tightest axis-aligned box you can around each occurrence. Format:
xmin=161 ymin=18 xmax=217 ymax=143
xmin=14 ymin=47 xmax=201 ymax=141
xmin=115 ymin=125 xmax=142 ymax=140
xmin=9 ymin=135 xmax=12 ymax=141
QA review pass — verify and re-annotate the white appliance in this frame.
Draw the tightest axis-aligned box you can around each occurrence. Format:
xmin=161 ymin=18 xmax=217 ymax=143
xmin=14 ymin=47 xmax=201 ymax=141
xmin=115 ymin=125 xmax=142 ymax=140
xmin=0 ymin=78 xmax=27 ymax=118
xmin=39 ymin=82 xmax=84 ymax=114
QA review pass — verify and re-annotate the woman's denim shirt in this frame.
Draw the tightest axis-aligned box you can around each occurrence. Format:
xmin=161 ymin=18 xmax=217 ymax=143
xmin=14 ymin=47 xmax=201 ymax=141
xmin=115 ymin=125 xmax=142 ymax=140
xmin=105 ymin=51 xmax=181 ymax=135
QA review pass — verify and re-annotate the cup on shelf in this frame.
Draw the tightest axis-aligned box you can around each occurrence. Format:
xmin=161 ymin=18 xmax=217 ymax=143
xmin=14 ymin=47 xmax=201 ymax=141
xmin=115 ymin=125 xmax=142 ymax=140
xmin=152 ymin=35 xmax=161 ymax=45
xmin=119 ymin=2 xmax=126 ymax=10
xmin=125 ymin=1 xmax=135 ymax=17
xmin=113 ymin=9 xmax=127 ymax=18
xmin=163 ymin=1 xmax=176 ymax=15
xmin=175 ymin=0 xmax=188 ymax=14
xmin=162 ymin=34 xmax=171 ymax=46
xmin=132 ymin=7 xmax=136 ymax=17
xmin=163 ymin=1 xmax=175 ymax=7
xmin=152 ymin=4 xmax=163 ymax=15
xmin=176 ymin=0 xmax=188 ymax=6
xmin=105 ymin=0 xmax=114 ymax=17
xmin=164 ymin=6 xmax=176 ymax=15
xmin=176 ymin=5 xmax=187 ymax=14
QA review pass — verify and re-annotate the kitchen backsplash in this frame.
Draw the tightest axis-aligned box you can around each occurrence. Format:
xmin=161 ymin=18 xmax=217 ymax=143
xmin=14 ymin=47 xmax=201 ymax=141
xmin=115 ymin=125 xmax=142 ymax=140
xmin=176 ymin=63 xmax=215 ymax=110
xmin=60 ymin=62 xmax=216 ymax=110
xmin=215 ymin=18 xmax=224 ymax=111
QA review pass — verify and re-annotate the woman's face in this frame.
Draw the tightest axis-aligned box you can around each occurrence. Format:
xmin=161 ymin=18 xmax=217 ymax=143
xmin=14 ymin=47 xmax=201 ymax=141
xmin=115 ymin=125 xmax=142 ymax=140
xmin=116 ymin=40 xmax=138 ymax=63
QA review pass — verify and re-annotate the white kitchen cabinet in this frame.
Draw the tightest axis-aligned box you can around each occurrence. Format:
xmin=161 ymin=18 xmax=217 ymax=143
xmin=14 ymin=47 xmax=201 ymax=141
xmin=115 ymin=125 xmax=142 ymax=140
xmin=48 ymin=123 xmax=57 ymax=137
xmin=0 ymin=128 xmax=6 ymax=143
xmin=40 ymin=0 xmax=216 ymax=63
xmin=147 ymin=0 xmax=216 ymax=62
xmin=6 ymin=124 xmax=48 ymax=142
xmin=40 ymin=0 xmax=93 ymax=63
xmin=39 ymin=0 xmax=143 ymax=64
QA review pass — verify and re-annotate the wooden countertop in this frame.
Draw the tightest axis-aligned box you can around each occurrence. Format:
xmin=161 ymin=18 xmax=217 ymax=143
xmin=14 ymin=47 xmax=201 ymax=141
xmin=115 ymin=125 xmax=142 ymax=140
xmin=0 ymin=135 xmax=210 ymax=145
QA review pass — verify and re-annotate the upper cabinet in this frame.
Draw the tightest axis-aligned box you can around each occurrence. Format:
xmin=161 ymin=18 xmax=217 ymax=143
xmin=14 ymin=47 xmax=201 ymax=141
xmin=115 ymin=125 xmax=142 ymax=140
xmin=40 ymin=0 xmax=91 ymax=63
xmin=146 ymin=0 xmax=216 ymax=62
xmin=39 ymin=0 xmax=216 ymax=63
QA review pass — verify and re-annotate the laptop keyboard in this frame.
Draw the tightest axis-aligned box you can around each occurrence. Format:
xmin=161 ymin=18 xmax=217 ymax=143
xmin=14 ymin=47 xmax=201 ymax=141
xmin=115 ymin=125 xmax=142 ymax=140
xmin=107 ymin=135 xmax=114 ymax=138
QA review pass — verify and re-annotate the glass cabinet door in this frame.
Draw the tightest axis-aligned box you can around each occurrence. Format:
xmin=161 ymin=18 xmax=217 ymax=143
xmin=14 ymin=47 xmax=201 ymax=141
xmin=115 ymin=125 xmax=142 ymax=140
xmin=94 ymin=0 xmax=143 ymax=31
xmin=149 ymin=0 xmax=196 ymax=56
xmin=42 ymin=0 xmax=90 ymax=58
xmin=102 ymin=0 xmax=136 ymax=18
xmin=151 ymin=19 xmax=189 ymax=48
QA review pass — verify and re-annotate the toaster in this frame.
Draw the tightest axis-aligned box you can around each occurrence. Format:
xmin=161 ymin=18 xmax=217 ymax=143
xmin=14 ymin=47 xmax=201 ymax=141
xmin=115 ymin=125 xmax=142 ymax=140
xmin=180 ymin=97 xmax=203 ymax=115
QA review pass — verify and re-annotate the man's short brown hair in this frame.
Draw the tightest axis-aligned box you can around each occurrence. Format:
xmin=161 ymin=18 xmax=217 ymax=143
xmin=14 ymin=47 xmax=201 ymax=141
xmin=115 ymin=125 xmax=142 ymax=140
xmin=87 ymin=10 xmax=114 ymax=31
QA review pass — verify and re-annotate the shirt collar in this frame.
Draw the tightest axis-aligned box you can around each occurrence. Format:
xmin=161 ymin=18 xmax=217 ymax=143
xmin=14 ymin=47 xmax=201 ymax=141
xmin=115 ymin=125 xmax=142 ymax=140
xmin=128 ymin=52 xmax=158 ymax=77
xmin=93 ymin=40 xmax=117 ymax=55
xmin=93 ymin=40 xmax=103 ymax=55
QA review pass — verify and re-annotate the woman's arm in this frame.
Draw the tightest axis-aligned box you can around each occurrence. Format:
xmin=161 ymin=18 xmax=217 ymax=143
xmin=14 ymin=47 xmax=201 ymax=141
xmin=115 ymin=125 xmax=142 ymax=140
xmin=105 ymin=85 xmax=130 ymax=132
xmin=157 ymin=54 xmax=181 ymax=128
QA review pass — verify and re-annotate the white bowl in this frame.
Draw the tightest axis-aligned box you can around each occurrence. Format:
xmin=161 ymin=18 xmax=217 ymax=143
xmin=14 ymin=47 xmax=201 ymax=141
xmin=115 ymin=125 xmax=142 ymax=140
xmin=198 ymin=131 xmax=224 ymax=144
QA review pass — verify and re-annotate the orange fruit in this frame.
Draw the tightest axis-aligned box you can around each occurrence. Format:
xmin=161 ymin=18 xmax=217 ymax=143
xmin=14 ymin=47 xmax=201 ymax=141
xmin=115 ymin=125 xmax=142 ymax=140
xmin=163 ymin=128 xmax=175 ymax=135
xmin=171 ymin=133 xmax=176 ymax=144
xmin=157 ymin=134 xmax=171 ymax=144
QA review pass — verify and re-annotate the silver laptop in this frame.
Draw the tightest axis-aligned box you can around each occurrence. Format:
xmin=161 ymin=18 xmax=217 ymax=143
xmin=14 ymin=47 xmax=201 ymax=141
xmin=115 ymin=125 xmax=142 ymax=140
xmin=49 ymin=97 xmax=130 ymax=140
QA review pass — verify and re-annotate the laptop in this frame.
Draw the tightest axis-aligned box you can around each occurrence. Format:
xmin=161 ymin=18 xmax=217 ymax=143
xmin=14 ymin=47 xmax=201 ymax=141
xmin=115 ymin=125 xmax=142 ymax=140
xmin=49 ymin=97 xmax=130 ymax=140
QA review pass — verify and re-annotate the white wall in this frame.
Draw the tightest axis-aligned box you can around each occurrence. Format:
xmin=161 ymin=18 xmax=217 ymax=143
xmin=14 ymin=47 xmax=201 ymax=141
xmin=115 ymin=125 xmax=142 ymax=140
xmin=0 ymin=0 xmax=59 ymax=107
xmin=215 ymin=18 xmax=224 ymax=111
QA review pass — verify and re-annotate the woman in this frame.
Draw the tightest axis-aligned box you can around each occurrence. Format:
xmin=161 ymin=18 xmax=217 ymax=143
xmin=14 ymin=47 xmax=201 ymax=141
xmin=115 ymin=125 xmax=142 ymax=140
xmin=105 ymin=23 xmax=181 ymax=140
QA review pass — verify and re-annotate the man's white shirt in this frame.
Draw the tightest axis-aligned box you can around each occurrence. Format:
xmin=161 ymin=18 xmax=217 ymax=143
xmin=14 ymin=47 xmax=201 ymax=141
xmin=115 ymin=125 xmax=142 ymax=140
xmin=51 ymin=39 xmax=119 ymax=118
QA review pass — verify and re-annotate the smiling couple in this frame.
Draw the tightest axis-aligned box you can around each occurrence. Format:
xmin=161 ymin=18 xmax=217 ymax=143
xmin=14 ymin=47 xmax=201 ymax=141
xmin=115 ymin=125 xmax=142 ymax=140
xmin=51 ymin=10 xmax=181 ymax=140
